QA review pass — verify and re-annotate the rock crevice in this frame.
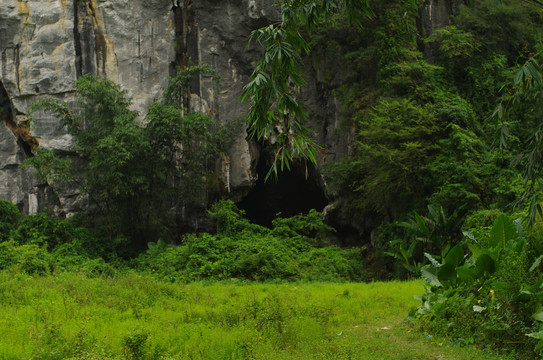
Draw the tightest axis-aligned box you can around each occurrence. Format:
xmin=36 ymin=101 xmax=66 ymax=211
xmin=0 ymin=0 xmax=462 ymax=230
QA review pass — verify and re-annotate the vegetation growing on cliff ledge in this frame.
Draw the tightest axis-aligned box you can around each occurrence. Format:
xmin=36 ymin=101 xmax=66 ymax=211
xmin=25 ymin=68 xmax=237 ymax=253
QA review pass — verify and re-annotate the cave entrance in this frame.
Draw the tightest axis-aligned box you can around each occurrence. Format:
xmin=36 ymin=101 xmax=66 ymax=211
xmin=0 ymin=82 xmax=12 ymax=124
xmin=237 ymin=156 xmax=328 ymax=227
xmin=0 ymin=81 xmax=34 ymax=157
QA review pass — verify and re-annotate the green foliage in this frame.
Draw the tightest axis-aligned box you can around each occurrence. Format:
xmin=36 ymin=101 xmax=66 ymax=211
xmin=427 ymin=123 xmax=517 ymax=214
xmin=325 ymin=100 xmax=435 ymax=220
xmin=21 ymin=148 xmax=75 ymax=192
xmin=122 ymin=331 xmax=150 ymax=360
xmin=381 ymin=59 xmax=444 ymax=102
xmin=322 ymin=1 xmax=531 ymax=263
xmin=13 ymin=212 xmax=79 ymax=250
xmin=0 ymin=199 xmax=20 ymax=242
xmin=242 ymin=0 xmax=374 ymax=178
xmin=354 ymin=99 xmax=439 ymax=216
xmin=326 ymin=82 xmax=515 ymax=224
xmin=51 ymin=242 xmax=90 ymax=270
xmin=162 ymin=64 xmax=217 ymax=110
xmin=0 ymin=237 xmax=114 ymax=278
xmin=389 ymin=205 xmax=463 ymax=276
xmin=494 ymin=54 xmax=543 ymax=224
xmin=373 ymin=0 xmax=420 ymax=70
xmin=145 ymin=107 xmax=234 ymax=204
xmin=208 ymin=200 xmax=266 ymax=237
xmin=0 ymin=240 xmax=52 ymax=275
xmin=454 ymin=0 xmax=543 ymax=63
xmin=415 ymin=213 xmax=543 ymax=358
xmin=26 ymin=68 xmax=236 ymax=250
xmin=28 ymin=76 xmax=149 ymax=244
xmin=0 ymin=201 xmax=116 ymax=278
xmin=271 ymin=209 xmax=335 ymax=243
xmin=134 ymin=201 xmax=364 ymax=282
xmin=372 ymin=204 xmax=464 ymax=280
xmin=426 ymin=26 xmax=479 ymax=60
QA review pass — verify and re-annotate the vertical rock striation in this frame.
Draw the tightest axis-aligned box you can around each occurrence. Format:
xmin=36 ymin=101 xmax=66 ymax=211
xmin=421 ymin=0 xmax=463 ymax=61
xmin=0 ymin=0 xmax=463 ymax=223
xmin=0 ymin=0 xmax=175 ymax=213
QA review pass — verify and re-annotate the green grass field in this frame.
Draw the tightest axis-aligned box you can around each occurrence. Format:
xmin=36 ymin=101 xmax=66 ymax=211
xmin=0 ymin=272 xmax=512 ymax=359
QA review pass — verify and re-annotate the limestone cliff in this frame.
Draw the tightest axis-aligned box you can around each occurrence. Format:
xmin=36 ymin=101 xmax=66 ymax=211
xmin=1 ymin=0 xmax=176 ymax=214
xmin=0 ymin=0 xmax=272 ymax=216
xmin=0 ymin=0 xmax=461 ymax=226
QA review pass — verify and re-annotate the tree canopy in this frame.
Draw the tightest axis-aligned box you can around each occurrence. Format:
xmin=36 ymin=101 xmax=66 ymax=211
xmin=25 ymin=69 xmax=236 ymax=252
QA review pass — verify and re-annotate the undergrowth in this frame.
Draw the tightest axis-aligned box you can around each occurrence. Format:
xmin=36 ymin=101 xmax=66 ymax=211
xmin=0 ymin=199 xmax=364 ymax=282
xmin=133 ymin=201 xmax=365 ymax=282
xmin=0 ymin=273 xmax=510 ymax=360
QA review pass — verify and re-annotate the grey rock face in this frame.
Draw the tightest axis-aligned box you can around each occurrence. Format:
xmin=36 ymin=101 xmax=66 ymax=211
xmin=0 ymin=0 xmax=175 ymax=213
xmin=191 ymin=0 xmax=280 ymax=196
xmin=421 ymin=0 xmax=464 ymax=61
xmin=0 ymin=0 xmax=461 ymax=227
xmin=77 ymin=0 xmax=175 ymax=112
xmin=0 ymin=0 xmax=280 ymax=215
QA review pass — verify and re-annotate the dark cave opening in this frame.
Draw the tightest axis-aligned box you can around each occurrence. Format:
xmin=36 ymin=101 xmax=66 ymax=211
xmin=237 ymin=155 xmax=328 ymax=228
xmin=0 ymin=81 xmax=35 ymax=158
xmin=0 ymin=82 xmax=11 ymax=122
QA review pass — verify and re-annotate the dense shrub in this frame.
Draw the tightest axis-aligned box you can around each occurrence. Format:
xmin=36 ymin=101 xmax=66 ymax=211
xmin=414 ymin=213 xmax=543 ymax=358
xmin=133 ymin=201 xmax=365 ymax=282
xmin=13 ymin=212 xmax=78 ymax=250
xmin=0 ymin=240 xmax=52 ymax=275
xmin=298 ymin=246 xmax=365 ymax=281
xmin=11 ymin=210 xmax=114 ymax=257
xmin=0 ymin=198 xmax=20 ymax=242
xmin=0 ymin=200 xmax=116 ymax=277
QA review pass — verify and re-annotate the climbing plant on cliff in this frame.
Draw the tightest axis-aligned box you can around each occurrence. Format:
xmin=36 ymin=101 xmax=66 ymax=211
xmin=26 ymin=69 xmax=233 ymax=252
xmin=242 ymin=0 xmax=469 ymax=177
xmin=241 ymin=0 xmax=373 ymax=177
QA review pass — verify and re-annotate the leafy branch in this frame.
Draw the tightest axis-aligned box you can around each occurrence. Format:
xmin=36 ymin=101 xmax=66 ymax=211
xmin=241 ymin=0 xmax=372 ymax=178
xmin=493 ymin=56 xmax=543 ymax=224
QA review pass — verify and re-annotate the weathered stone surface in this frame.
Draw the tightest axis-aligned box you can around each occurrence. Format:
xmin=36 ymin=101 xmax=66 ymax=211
xmin=0 ymin=116 xmax=19 ymax=169
xmin=86 ymin=0 xmax=175 ymax=112
xmin=1 ymin=0 xmax=79 ymax=213
xmin=0 ymin=0 xmax=462 ymax=231
xmin=0 ymin=0 xmax=267 ymax=215
xmin=302 ymin=49 xmax=357 ymax=167
xmin=192 ymin=0 xmax=280 ymax=193
xmin=0 ymin=0 xmax=175 ymax=213
xmin=0 ymin=133 xmax=28 ymax=209
xmin=421 ymin=0 xmax=464 ymax=61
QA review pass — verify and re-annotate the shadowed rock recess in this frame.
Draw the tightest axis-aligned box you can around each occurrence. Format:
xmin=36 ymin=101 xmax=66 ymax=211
xmin=0 ymin=0 xmax=460 ymax=234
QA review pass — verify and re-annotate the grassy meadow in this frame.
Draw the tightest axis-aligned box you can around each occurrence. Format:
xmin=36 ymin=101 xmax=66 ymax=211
xmin=0 ymin=272 xmax=512 ymax=360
